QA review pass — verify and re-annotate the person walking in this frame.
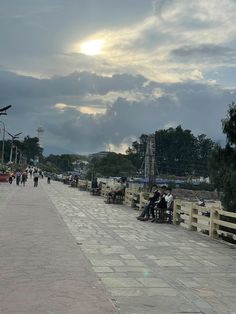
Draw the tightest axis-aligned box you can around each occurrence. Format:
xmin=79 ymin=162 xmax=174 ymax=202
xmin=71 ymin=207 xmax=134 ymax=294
xmin=21 ymin=171 xmax=27 ymax=187
xmin=15 ymin=170 xmax=21 ymax=186
xmin=33 ymin=170 xmax=39 ymax=187
xmin=47 ymin=174 xmax=51 ymax=184
xmin=8 ymin=171 xmax=14 ymax=184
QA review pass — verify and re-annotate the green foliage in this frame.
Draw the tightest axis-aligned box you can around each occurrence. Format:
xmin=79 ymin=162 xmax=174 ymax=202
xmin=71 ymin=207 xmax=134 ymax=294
xmin=37 ymin=162 xmax=61 ymax=174
xmin=209 ymin=102 xmax=236 ymax=212
xmin=21 ymin=136 xmax=43 ymax=162
xmin=88 ymin=152 xmax=136 ymax=177
xmin=222 ymin=102 xmax=236 ymax=145
xmin=44 ymin=154 xmax=80 ymax=172
xmin=0 ymin=136 xmax=42 ymax=164
xmin=126 ymin=125 xmax=214 ymax=176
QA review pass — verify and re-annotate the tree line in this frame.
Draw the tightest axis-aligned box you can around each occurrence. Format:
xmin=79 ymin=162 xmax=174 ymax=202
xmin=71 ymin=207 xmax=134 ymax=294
xmin=2 ymin=102 xmax=234 ymax=213
xmin=0 ymin=136 xmax=43 ymax=166
xmin=126 ymin=126 xmax=214 ymax=177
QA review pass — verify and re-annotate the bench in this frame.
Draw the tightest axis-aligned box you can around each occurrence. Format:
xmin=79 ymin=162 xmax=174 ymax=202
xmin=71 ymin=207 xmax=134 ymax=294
xmin=90 ymin=187 xmax=101 ymax=196
xmin=154 ymin=201 xmax=174 ymax=223
xmin=105 ymin=190 xmax=125 ymax=204
xmin=78 ymin=181 xmax=88 ymax=191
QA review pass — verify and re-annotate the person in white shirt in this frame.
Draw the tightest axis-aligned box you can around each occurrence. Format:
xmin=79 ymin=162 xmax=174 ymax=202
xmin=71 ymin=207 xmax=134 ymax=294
xmin=107 ymin=178 xmax=126 ymax=203
xmin=165 ymin=188 xmax=174 ymax=208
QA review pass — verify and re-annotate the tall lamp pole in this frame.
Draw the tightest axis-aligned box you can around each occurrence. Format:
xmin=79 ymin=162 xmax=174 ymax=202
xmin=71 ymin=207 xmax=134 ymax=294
xmin=0 ymin=121 xmax=6 ymax=167
xmin=0 ymin=105 xmax=11 ymax=168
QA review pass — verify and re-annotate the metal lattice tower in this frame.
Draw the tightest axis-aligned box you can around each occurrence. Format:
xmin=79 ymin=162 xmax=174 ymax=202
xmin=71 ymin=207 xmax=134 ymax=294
xmin=37 ymin=126 xmax=44 ymax=148
xmin=144 ymin=134 xmax=156 ymax=188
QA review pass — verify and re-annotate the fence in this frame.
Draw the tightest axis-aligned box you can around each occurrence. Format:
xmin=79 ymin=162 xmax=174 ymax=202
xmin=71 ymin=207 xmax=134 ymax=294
xmin=173 ymin=199 xmax=236 ymax=241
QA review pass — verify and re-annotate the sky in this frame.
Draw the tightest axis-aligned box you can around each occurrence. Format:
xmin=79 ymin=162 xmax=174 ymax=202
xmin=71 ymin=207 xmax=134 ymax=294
xmin=0 ymin=0 xmax=236 ymax=155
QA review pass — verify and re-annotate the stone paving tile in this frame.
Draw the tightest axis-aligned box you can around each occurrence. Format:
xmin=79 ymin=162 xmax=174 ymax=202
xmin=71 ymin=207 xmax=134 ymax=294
xmin=46 ymin=182 xmax=236 ymax=314
xmin=0 ymin=182 xmax=116 ymax=314
xmin=136 ymin=277 xmax=170 ymax=287
xmin=101 ymin=278 xmax=143 ymax=288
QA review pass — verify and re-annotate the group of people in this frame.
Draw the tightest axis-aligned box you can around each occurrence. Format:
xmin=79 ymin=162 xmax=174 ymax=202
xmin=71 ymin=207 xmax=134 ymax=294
xmin=8 ymin=167 xmax=49 ymax=187
xmin=13 ymin=170 xmax=28 ymax=186
xmin=106 ymin=178 xmax=127 ymax=203
xmin=136 ymin=185 xmax=174 ymax=223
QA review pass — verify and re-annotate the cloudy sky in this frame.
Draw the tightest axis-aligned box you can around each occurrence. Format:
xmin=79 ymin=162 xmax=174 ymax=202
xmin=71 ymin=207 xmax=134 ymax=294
xmin=0 ymin=0 xmax=235 ymax=155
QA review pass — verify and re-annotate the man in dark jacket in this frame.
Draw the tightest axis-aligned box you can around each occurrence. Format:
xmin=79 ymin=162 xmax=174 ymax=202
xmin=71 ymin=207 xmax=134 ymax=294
xmin=137 ymin=185 xmax=162 ymax=221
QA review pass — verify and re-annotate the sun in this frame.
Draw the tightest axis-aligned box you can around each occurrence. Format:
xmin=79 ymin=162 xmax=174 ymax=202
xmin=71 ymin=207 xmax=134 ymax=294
xmin=80 ymin=39 xmax=103 ymax=56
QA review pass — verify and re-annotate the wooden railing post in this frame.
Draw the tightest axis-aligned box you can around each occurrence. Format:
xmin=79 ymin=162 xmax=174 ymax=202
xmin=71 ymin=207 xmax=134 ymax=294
xmin=209 ymin=207 xmax=219 ymax=239
xmin=139 ymin=192 xmax=144 ymax=211
xmin=190 ymin=202 xmax=198 ymax=231
xmin=173 ymin=200 xmax=178 ymax=225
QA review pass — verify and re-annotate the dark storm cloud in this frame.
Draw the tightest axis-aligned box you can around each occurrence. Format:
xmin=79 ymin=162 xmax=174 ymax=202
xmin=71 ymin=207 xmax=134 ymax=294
xmin=1 ymin=69 xmax=235 ymax=154
xmin=0 ymin=69 xmax=146 ymax=107
xmin=43 ymin=80 xmax=235 ymax=154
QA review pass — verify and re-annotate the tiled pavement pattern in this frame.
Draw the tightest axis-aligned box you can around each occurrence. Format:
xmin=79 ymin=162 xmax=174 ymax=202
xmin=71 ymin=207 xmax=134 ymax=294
xmin=0 ymin=182 xmax=116 ymax=314
xmin=45 ymin=181 xmax=236 ymax=314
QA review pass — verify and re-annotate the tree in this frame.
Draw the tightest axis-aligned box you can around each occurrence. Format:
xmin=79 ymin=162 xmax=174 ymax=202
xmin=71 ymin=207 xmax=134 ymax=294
xmin=88 ymin=152 xmax=136 ymax=178
xmin=44 ymin=154 xmax=79 ymax=172
xmin=22 ymin=136 xmax=43 ymax=162
xmin=155 ymin=126 xmax=197 ymax=176
xmin=126 ymin=137 xmax=147 ymax=172
xmin=222 ymin=102 xmax=236 ymax=145
xmin=0 ymin=136 xmax=43 ymax=165
xmin=126 ymin=126 xmax=214 ymax=177
xmin=209 ymin=102 xmax=236 ymax=212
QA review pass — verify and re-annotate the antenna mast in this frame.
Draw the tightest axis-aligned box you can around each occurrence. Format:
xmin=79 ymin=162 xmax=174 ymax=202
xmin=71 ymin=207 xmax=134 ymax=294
xmin=144 ymin=134 xmax=156 ymax=189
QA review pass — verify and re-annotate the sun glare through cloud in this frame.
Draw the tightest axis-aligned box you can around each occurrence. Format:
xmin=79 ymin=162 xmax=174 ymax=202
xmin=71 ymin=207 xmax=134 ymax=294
xmin=80 ymin=39 xmax=104 ymax=56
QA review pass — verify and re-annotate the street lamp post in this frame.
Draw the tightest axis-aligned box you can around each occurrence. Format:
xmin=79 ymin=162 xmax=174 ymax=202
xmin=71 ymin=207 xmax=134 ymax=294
xmin=0 ymin=105 xmax=11 ymax=168
xmin=0 ymin=105 xmax=11 ymax=115
xmin=0 ymin=121 xmax=6 ymax=167
xmin=14 ymin=145 xmax=18 ymax=164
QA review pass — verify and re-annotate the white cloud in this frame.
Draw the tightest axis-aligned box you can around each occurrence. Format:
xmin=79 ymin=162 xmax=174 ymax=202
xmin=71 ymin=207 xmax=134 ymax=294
xmin=190 ymin=69 xmax=203 ymax=80
xmin=64 ymin=0 xmax=236 ymax=84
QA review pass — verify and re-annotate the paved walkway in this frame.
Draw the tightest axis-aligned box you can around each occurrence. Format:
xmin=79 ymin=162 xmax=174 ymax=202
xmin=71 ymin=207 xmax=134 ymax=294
xmin=0 ymin=180 xmax=236 ymax=314
xmin=0 ymin=181 xmax=116 ymax=314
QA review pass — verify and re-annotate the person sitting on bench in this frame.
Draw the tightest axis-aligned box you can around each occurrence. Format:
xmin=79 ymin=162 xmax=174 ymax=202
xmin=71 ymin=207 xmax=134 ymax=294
xmin=165 ymin=188 xmax=173 ymax=209
xmin=137 ymin=185 xmax=161 ymax=221
xmin=107 ymin=178 xmax=126 ymax=203
xmin=151 ymin=187 xmax=173 ymax=223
